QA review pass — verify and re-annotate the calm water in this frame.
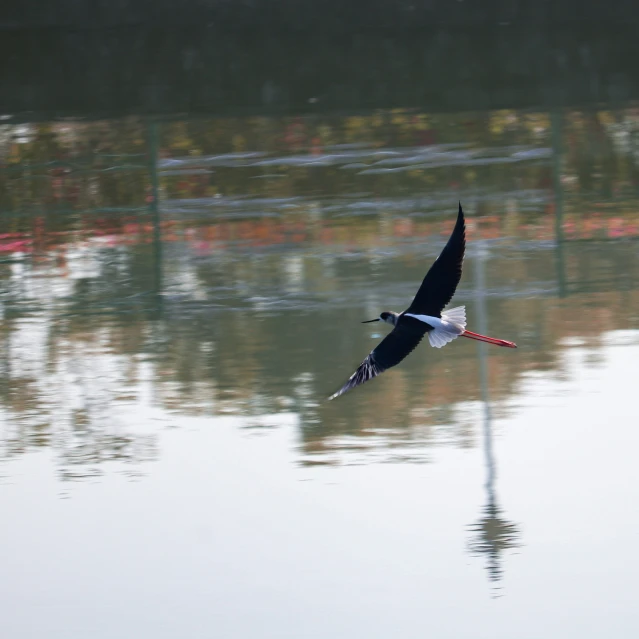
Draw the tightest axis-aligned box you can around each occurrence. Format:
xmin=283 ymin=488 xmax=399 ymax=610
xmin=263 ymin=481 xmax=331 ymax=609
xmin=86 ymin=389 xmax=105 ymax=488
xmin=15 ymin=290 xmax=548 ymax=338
xmin=2 ymin=107 xmax=639 ymax=637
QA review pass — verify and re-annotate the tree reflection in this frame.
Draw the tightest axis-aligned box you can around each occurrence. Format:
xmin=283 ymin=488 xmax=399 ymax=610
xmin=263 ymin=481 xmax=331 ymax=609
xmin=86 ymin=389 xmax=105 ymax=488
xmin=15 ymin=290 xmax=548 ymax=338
xmin=467 ymin=495 xmax=521 ymax=590
xmin=1 ymin=106 xmax=639 ymax=478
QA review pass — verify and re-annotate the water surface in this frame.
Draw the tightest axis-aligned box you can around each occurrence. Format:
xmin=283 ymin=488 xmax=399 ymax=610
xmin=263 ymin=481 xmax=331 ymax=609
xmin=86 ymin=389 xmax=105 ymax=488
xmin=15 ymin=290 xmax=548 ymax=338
xmin=1 ymin=106 xmax=639 ymax=638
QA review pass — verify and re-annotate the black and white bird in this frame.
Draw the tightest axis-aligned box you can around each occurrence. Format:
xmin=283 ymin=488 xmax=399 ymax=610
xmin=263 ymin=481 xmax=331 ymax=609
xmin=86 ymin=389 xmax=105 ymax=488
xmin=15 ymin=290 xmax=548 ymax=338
xmin=329 ymin=203 xmax=516 ymax=400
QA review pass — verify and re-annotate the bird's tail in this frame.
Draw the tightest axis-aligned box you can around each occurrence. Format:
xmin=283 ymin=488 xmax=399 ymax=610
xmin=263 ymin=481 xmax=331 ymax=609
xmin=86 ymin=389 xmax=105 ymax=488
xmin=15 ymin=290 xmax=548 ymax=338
xmin=429 ymin=305 xmax=517 ymax=349
xmin=441 ymin=305 xmax=466 ymax=330
xmin=428 ymin=306 xmax=466 ymax=348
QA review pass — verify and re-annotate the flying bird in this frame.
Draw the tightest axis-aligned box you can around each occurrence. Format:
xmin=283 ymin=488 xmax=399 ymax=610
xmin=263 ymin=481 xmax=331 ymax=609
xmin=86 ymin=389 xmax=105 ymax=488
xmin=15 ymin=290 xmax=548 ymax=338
xmin=328 ymin=203 xmax=516 ymax=400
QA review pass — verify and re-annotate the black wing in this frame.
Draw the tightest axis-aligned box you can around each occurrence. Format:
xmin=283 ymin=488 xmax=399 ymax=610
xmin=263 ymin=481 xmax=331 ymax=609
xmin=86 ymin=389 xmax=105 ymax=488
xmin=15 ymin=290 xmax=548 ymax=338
xmin=328 ymin=323 xmax=427 ymax=400
xmin=406 ymin=202 xmax=466 ymax=316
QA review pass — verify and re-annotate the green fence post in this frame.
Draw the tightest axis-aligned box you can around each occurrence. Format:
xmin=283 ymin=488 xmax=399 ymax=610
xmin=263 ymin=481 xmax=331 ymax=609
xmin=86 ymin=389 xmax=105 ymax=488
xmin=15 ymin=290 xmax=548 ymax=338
xmin=147 ymin=120 xmax=163 ymax=303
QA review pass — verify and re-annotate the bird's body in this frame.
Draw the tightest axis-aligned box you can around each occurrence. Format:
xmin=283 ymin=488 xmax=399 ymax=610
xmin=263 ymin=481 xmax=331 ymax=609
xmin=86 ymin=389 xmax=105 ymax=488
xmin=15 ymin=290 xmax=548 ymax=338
xmin=329 ymin=203 xmax=516 ymax=400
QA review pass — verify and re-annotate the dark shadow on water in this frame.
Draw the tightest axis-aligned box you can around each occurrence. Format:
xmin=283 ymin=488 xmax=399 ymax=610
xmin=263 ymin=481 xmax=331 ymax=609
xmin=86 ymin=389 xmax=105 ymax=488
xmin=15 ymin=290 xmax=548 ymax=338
xmin=3 ymin=21 xmax=639 ymax=117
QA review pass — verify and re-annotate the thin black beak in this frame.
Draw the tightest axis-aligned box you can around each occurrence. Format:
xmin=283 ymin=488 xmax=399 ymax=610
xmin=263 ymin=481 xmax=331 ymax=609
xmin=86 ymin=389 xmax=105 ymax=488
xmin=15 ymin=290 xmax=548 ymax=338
xmin=361 ymin=318 xmax=380 ymax=323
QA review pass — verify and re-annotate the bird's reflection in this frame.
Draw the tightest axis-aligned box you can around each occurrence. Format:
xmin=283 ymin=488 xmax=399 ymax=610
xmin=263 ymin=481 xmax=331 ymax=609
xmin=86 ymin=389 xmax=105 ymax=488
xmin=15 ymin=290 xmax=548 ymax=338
xmin=466 ymin=240 xmax=522 ymax=594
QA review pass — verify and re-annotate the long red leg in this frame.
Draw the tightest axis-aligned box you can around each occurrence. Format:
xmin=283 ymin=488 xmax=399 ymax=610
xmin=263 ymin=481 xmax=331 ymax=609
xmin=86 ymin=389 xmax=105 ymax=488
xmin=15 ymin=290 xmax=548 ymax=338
xmin=461 ymin=330 xmax=517 ymax=348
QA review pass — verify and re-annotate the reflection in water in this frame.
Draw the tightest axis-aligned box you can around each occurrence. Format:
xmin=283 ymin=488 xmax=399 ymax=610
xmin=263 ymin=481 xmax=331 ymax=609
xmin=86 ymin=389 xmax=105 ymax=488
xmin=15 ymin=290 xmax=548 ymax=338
xmin=467 ymin=492 xmax=522 ymax=591
xmin=551 ymin=110 xmax=568 ymax=298
xmin=148 ymin=120 xmax=164 ymax=299
xmin=4 ymin=32 xmax=639 ymax=636
xmin=1 ymin=106 xmax=639 ymax=480
xmin=466 ymin=245 xmax=522 ymax=591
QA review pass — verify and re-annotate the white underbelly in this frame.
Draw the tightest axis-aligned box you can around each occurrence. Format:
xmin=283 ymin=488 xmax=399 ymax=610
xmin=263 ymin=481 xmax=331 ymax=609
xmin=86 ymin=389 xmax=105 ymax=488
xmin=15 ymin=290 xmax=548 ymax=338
xmin=405 ymin=313 xmax=448 ymax=329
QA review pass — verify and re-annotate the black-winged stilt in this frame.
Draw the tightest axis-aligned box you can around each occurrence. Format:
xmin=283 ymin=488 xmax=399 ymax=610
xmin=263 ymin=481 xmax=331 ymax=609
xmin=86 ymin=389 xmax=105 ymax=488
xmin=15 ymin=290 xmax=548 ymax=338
xmin=329 ymin=203 xmax=516 ymax=400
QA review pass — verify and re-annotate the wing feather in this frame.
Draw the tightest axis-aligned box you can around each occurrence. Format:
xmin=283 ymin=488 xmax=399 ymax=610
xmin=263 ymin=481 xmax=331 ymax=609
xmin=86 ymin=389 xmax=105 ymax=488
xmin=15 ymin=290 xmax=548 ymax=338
xmin=328 ymin=323 xmax=426 ymax=400
xmin=407 ymin=203 xmax=466 ymax=316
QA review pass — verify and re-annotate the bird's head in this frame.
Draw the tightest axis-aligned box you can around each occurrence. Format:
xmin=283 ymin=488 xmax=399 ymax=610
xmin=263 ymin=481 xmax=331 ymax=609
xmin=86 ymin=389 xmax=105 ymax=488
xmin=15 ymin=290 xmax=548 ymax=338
xmin=362 ymin=311 xmax=397 ymax=326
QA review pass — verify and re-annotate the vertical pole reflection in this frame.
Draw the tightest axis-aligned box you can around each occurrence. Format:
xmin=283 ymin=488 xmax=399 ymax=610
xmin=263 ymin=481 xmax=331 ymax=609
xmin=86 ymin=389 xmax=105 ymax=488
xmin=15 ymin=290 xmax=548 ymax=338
xmin=474 ymin=243 xmax=495 ymax=497
xmin=147 ymin=119 xmax=163 ymax=306
xmin=551 ymin=110 xmax=567 ymax=298
xmin=466 ymin=242 xmax=521 ymax=594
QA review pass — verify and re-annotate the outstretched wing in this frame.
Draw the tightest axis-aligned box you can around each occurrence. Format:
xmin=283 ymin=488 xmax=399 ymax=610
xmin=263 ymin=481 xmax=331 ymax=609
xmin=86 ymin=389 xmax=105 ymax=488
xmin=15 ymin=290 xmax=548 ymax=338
xmin=328 ymin=323 xmax=427 ymax=400
xmin=406 ymin=203 xmax=466 ymax=316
